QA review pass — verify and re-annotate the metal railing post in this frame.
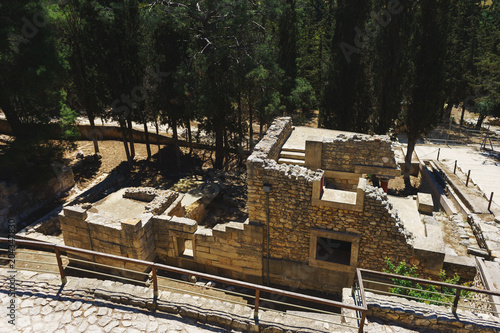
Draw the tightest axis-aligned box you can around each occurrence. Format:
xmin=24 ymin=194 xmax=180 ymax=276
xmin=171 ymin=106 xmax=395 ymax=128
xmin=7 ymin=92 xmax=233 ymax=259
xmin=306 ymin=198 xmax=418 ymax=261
xmin=452 ymin=288 xmax=461 ymax=314
xmin=454 ymin=160 xmax=457 ymax=174
xmin=152 ymin=267 xmax=158 ymax=298
xmin=488 ymin=192 xmax=494 ymax=211
xmin=358 ymin=311 xmax=367 ymax=333
xmin=54 ymin=248 xmax=67 ymax=284
xmin=254 ymin=289 xmax=260 ymax=319
xmin=466 ymin=170 xmax=471 ymax=187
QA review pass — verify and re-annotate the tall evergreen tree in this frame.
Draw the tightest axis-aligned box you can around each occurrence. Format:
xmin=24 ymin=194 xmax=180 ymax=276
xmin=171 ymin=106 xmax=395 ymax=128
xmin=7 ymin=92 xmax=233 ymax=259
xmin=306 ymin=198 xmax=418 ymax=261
xmin=320 ymin=0 xmax=374 ymax=133
xmin=403 ymin=0 xmax=451 ymax=185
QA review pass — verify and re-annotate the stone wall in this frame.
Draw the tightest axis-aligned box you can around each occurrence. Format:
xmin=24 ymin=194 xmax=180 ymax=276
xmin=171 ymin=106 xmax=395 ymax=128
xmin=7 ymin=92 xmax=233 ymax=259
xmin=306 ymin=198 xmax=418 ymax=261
xmin=364 ymin=291 xmax=500 ymax=333
xmin=153 ymin=215 xmax=263 ymax=283
xmin=247 ymin=117 xmax=415 ymax=293
xmin=250 ymin=117 xmax=292 ymax=162
xmin=61 ymin=200 xmax=263 ymax=283
xmin=59 ymin=206 xmax=155 ymax=278
xmin=0 ymin=167 xmax=74 ymax=234
xmin=321 ymin=134 xmax=398 ymax=172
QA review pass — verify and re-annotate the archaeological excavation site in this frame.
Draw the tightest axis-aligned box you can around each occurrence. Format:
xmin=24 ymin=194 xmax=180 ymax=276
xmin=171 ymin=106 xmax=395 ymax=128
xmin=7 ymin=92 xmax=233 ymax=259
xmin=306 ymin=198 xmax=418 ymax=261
xmin=3 ymin=117 xmax=500 ymax=332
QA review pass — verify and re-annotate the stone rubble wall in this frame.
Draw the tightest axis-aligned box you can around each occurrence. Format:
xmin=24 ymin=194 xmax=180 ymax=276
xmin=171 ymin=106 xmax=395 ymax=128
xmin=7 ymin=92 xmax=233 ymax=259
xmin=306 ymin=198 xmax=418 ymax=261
xmin=247 ymin=117 xmax=415 ymax=293
xmin=123 ymin=187 xmax=180 ymax=215
xmin=249 ymin=117 xmax=293 ymax=162
xmin=365 ymin=291 xmax=500 ymax=332
xmin=321 ymin=134 xmax=398 ymax=173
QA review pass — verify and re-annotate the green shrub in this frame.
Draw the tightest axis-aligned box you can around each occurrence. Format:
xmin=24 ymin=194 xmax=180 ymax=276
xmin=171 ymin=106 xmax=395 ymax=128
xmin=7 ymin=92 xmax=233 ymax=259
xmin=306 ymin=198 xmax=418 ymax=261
xmin=383 ymin=258 xmax=470 ymax=305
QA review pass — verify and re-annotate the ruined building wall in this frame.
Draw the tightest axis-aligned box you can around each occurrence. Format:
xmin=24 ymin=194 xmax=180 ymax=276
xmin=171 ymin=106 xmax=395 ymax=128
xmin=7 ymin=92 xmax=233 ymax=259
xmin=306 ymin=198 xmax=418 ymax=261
xmin=321 ymin=135 xmax=398 ymax=173
xmin=59 ymin=206 xmax=155 ymax=277
xmin=247 ymin=117 xmax=415 ymax=292
xmin=61 ymin=204 xmax=263 ymax=283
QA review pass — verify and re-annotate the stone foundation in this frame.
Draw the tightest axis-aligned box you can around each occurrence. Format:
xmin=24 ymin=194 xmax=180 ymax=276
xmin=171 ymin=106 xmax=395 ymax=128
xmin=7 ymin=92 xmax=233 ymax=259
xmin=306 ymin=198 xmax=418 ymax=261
xmin=60 ymin=187 xmax=263 ymax=283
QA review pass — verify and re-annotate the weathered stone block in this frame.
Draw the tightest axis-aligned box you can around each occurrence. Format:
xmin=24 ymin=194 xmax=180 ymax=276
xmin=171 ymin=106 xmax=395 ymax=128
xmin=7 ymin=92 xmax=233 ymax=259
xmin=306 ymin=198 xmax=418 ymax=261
xmin=63 ymin=206 xmax=88 ymax=220
xmin=417 ymin=192 xmax=434 ymax=214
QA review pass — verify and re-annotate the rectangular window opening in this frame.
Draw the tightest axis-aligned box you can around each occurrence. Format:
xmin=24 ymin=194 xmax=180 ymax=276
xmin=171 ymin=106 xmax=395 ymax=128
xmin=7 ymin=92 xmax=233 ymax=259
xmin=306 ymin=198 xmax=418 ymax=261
xmin=316 ymin=237 xmax=351 ymax=266
xmin=177 ymin=238 xmax=194 ymax=258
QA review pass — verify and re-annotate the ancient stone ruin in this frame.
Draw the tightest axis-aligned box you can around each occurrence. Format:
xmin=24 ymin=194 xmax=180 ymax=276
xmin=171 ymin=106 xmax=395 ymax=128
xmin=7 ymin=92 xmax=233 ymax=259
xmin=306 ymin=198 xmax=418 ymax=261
xmin=60 ymin=117 xmax=475 ymax=293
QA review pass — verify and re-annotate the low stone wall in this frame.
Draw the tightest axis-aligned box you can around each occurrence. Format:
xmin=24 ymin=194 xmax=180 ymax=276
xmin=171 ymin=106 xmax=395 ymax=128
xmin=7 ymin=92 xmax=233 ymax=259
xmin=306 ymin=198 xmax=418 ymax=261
xmin=365 ymin=291 xmax=500 ymax=332
xmin=60 ymin=206 xmax=155 ymax=278
xmin=250 ymin=117 xmax=292 ymax=162
xmin=0 ymin=167 xmax=74 ymax=234
xmin=61 ymin=197 xmax=263 ymax=283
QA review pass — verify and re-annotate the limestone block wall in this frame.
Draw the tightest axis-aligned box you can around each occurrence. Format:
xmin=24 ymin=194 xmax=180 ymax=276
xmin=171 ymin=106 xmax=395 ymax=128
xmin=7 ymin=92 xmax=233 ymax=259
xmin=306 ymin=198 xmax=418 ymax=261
xmin=154 ymin=216 xmax=264 ymax=283
xmin=61 ymin=202 xmax=263 ymax=283
xmin=60 ymin=206 xmax=156 ymax=277
xmin=195 ymin=221 xmax=263 ymax=283
xmin=321 ymin=134 xmax=398 ymax=173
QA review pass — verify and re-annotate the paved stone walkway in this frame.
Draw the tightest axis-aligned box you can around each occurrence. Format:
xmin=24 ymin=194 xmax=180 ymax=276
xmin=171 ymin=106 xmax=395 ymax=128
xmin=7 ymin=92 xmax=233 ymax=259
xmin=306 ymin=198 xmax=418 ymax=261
xmin=0 ymin=271 xmax=231 ymax=333
xmin=0 ymin=268 xmax=440 ymax=333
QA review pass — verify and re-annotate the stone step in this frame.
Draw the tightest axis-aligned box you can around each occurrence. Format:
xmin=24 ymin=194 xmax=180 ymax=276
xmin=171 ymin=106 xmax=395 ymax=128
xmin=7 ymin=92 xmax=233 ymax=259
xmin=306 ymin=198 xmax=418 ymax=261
xmin=281 ymin=147 xmax=306 ymax=153
xmin=279 ymin=151 xmax=306 ymax=160
xmin=277 ymin=158 xmax=306 ymax=166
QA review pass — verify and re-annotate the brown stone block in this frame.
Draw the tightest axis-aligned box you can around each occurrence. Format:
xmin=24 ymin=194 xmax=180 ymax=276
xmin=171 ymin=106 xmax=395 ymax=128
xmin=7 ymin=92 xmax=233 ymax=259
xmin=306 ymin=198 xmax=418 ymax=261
xmin=63 ymin=206 xmax=88 ymax=220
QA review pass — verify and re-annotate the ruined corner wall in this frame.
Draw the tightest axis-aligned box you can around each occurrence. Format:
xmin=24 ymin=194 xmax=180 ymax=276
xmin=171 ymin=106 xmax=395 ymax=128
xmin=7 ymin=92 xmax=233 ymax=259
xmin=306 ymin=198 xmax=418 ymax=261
xmin=321 ymin=135 xmax=398 ymax=173
xmin=154 ymin=216 xmax=264 ymax=283
xmin=61 ymin=203 xmax=263 ymax=283
xmin=247 ymin=117 xmax=414 ymax=293
xmin=59 ymin=206 xmax=155 ymax=277
xmin=250 ymin=117 xmax=293 ymax=162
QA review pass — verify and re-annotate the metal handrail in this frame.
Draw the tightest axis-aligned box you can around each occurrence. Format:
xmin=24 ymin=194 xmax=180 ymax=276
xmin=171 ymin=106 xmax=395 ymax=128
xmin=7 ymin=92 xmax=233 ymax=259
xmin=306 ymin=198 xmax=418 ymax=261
xmin=358 ymin=268 xmax=500 ymax=314
xmin=0 ymin=237 xmax=367 ymax=332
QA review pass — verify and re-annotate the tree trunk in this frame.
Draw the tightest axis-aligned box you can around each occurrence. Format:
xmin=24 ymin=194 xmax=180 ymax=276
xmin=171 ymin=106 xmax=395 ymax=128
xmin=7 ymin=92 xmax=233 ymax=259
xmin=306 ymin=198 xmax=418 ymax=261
xmin=120 ymin=121 xmax=131 ymax=164
xmin=248 ymin=97 xmax=254 ymax=149
xmin=259 ymin=113 xmax=264 ymax=139
xmin=404 ymin=136 xmax=416 ymax=189
xmin=237 ymin=91 xmax=242 ymax=151
xmin=443 ymin=103 xmax=453 ymax=122
xmin=143 ymin=121 xmax=151 ymax=160
xmin=172 ymin=118 xmax=181 ymax=169
xmin=88 ymin=115 xmax=100 ymax=154
xmin=154 ymin=117 xmax=162 ymax=165
xmin=127 ymin=117 xmax=135 ymax=159
xmin=186 ymin=118 xmax=193 ymax=156
xmin=475 ymin=114 xmax=486 ymax=130
xmin=460 ymin=103 xmax=466 ymax=126
xmin=0 ymin=100 xmax=25 ymax=138
xmin=214 ymin=123 xmax=224 ymax=169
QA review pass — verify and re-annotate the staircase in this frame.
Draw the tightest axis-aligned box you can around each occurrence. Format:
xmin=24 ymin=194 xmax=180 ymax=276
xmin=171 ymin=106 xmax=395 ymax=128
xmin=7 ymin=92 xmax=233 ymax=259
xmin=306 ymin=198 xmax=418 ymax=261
xmin=278 ymin=147 xmax=306 ymax=166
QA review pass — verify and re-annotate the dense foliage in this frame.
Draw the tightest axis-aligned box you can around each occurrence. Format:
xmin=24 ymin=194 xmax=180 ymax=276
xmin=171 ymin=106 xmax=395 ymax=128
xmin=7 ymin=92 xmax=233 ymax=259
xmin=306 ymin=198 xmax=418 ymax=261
xmin=384 ymin=258 xmax=471 ymax=306
xmin=0 ymin=0 xmax=499 ymax=181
